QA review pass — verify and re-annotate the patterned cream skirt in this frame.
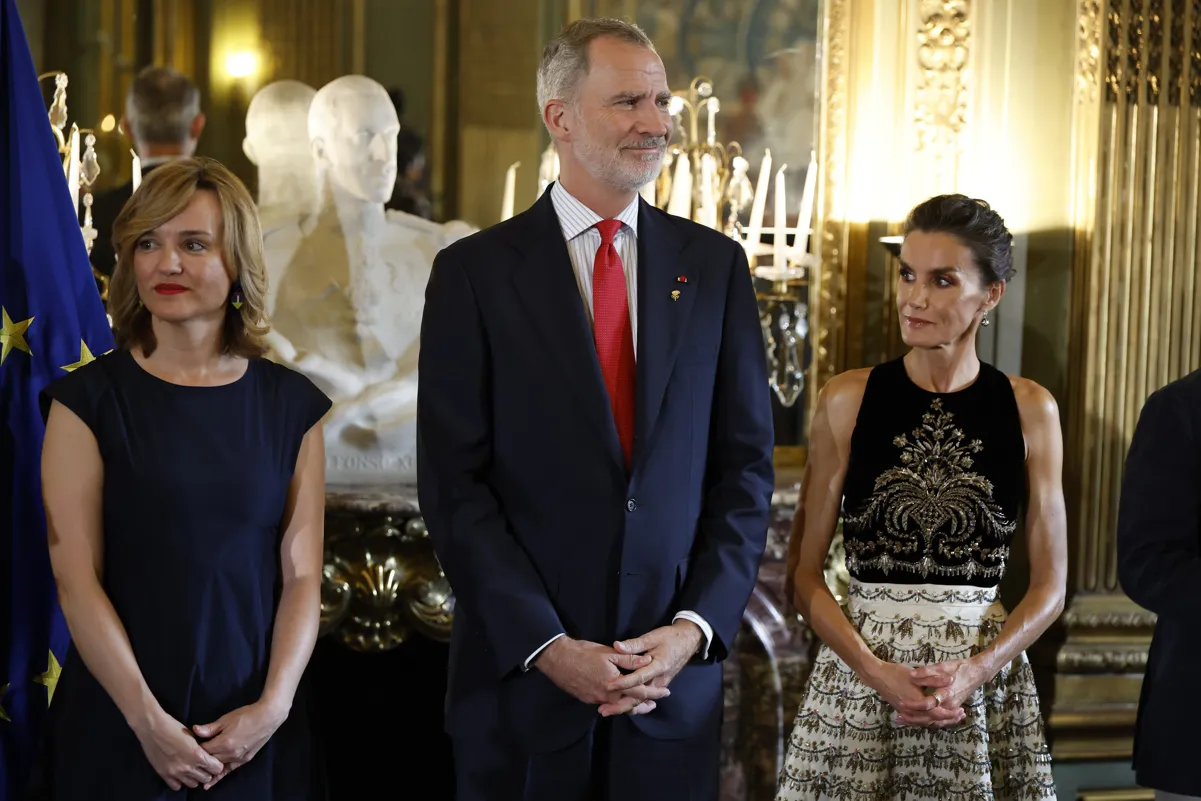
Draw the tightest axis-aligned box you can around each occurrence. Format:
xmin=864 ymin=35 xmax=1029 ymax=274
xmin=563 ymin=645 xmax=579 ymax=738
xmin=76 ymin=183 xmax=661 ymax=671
xmin=776 ymin=581 xmax=1056 ymax=800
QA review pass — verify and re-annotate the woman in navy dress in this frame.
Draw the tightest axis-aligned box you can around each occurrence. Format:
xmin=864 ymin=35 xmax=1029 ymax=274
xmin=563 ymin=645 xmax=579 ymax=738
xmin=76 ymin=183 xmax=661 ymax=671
xmin=37 ymin=157 xmax=330 ymax=799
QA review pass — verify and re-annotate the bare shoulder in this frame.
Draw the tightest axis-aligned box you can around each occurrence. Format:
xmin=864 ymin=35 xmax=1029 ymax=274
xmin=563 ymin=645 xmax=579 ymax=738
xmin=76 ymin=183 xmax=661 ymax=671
xmin=1007 ymin=375 xmax=1060 ymax=423
xmin=817 ymin=368 xmax=873 ymax=430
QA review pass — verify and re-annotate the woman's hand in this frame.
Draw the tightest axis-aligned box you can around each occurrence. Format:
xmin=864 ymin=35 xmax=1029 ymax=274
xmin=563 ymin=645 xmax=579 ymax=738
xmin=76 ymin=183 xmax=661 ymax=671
xmin=897 ymin=658 xmax=989 ymax=728
xmin=861 ymin=660 xmax=965 ymax=728
xmin=133 ymin=707 xmax=225 ymax=791
xmin=192 ymin=700 xmax=289 ymax=789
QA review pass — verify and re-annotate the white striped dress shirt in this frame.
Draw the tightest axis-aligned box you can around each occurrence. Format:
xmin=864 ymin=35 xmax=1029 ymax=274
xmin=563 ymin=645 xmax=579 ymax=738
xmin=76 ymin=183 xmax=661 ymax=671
xmin=550 ymin=181 xmax=642 ymax=356
xmin=520 ymin=182 xmax=713 ymax=671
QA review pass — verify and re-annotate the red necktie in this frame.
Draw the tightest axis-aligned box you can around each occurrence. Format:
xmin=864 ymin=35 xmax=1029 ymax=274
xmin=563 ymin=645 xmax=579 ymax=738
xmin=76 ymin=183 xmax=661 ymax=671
xmin=592 ymin=219 xmax=636 ymax=468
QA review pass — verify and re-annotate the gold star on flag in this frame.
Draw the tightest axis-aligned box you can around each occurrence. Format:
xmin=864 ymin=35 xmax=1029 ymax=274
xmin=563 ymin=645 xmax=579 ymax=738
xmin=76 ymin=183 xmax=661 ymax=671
xmin=0 ymin=307 xmax=34 ymax=365
xmin=62 ymin=340 xmax=98 ymax=372
xmin=0 ymin=683 xmax=10 ymax=722
xmin=34 ymin=650 xmax=62 ymax=706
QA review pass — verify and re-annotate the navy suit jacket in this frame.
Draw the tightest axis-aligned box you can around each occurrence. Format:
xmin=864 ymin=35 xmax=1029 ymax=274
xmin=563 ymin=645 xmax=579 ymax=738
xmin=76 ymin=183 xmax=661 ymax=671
xmin=1117 ymin=371 xmax=1201 ymax=796
xmin=416 ymin=187 xmax=774 ymax=753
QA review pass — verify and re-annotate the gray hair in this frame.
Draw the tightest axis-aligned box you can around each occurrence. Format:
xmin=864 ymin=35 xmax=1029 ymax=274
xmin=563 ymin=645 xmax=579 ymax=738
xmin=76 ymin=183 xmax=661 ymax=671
xmin=536 ymin=18 xmax=656 ymax=117
xmin=124 ymin=66 xmax=201 ymax=144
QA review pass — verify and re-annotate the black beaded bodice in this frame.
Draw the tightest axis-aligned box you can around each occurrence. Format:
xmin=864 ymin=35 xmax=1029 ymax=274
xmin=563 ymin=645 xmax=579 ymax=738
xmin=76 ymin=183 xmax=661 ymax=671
xmin=840 ymin=358 xmax=1026 ymax=588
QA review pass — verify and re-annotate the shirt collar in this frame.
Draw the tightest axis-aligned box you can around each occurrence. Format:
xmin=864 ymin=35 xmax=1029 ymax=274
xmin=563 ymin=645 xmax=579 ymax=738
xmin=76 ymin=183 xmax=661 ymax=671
xmin=550 ymin=181 xmax=640 ymax=242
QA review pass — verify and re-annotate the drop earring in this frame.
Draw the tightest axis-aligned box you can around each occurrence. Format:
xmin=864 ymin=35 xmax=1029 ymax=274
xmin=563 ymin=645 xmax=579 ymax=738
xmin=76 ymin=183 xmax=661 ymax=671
xmin=230 ymin=281 xmax=244 ymax=310
xmin=981 ymin=310 xmax=991 ymax=327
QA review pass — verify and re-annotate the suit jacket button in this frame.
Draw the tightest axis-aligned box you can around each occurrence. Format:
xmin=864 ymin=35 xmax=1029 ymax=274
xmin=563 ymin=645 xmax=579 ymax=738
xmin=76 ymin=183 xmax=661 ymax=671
xmin=626 ymin=499 xmax=637 ymax=512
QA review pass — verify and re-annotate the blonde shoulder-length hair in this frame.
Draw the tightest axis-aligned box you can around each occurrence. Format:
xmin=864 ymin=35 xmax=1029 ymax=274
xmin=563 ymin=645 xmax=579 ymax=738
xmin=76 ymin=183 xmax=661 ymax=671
xmin=108 ymin=157 xmax=270 ymax=358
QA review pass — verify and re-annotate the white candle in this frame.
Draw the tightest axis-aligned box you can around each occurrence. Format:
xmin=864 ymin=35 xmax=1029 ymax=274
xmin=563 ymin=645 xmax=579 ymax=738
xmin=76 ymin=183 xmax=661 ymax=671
xmin=793 ymin=150 xmax=817 ymax=259
xmin=666 ymin=152 xmax=693 ymax=218
xmin=699 ymin=153 xmax=717 ymax=228
xmin=706 ymin=98 xmax=720 ymax=146
xmin=500 ymin=161 xmax=520 ymax=221
xmin=774 ymin=164 xmax=788 ymax=270
xmin=744 ymin=149 xmax=772 ymax=265
xmin=131 ymin=149 xmax=143 ymax=193
xmin=67 ymin=126 xmax=80 ymax=218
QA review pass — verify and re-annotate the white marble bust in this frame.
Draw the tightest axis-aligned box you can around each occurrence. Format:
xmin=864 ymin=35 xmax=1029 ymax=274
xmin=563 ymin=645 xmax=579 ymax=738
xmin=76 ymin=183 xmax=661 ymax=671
xmin=243 ymin=80 xmax=319 ymax=314
xmin=263 ymin=75 xmax=476 ymax=484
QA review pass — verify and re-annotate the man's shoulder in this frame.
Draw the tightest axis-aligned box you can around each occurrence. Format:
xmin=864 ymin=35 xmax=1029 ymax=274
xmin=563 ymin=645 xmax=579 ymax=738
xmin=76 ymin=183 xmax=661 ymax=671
xmin=438 ymin=209 xmax=532 ymax=266
xmin=1146 ymin=369 xmax=1201 ymax=412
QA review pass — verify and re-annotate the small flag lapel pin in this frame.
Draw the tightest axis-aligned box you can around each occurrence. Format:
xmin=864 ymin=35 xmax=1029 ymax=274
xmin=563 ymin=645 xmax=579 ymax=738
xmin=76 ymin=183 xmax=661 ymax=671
xmin=671 ymin=290 xmax=681 ymax=301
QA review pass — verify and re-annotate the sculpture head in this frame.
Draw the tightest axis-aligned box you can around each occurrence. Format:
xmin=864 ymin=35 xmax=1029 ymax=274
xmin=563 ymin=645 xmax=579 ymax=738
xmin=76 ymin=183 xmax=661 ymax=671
xmin=309 ymin=76 xmax=400 ymax=204
xmin=244 ymin=80 xmax=318 ymax=212
xmin=244 ymin=80 xmax=316 ymax=168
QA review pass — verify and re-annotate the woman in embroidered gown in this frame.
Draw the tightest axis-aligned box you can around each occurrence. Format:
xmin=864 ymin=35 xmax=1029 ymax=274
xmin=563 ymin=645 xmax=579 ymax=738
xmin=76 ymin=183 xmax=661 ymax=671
xmin=777 ymin=195 xmax=1066 ymax=800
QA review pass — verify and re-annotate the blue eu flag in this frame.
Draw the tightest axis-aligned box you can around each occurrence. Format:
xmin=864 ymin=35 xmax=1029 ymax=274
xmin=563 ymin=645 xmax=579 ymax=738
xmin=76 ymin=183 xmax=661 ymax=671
xmin=1 ymin=1 xmax=116 ymax=797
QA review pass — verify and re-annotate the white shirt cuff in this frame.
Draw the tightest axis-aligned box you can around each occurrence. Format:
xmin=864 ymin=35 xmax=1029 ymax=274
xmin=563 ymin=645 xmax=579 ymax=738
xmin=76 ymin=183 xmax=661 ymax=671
xmin=672 ymin=611 xmax=713 ymax=660
xmin=523 ymin=633 xmax=566 ymax=672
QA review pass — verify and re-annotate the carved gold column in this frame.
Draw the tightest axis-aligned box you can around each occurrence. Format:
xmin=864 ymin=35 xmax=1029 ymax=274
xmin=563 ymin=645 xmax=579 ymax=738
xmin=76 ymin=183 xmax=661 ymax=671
xmin=1052 ymin=0 xmax=1201 ymax=761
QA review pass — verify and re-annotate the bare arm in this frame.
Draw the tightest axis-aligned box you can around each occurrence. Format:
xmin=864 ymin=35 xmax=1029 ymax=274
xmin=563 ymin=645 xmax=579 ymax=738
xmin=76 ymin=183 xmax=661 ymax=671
xmin=790 ymin=372 xmax=875 ymax=669
xmin=972 ymin=380 xmax=1067 ymax=675
xmin=42 ymin=401 xmax=159 ymax=729
xmin=261 ymin=421 xmax=326 ymax=713
xmin=42 ymin=401 xmax=223 ymax=789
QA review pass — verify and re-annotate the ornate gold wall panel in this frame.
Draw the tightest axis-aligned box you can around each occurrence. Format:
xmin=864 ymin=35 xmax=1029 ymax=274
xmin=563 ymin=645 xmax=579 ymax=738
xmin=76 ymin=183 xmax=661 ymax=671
xmin=809 ymin=0 xmax=853 ymax=425
xmin=259 ymin=0 xmax=353 ymax=89
xmin=1054 ymin=0 xmax=1201 ymax=761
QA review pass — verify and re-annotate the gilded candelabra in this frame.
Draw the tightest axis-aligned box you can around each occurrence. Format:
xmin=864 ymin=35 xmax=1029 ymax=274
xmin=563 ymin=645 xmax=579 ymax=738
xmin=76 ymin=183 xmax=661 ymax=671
xmin=40 ymin=71 xmax=107 ymax=304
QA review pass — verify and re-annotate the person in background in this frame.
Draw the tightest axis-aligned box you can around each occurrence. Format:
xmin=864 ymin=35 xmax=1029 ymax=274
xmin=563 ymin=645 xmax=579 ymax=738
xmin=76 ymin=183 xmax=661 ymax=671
xmin=89 ymin=66 xmax=205 ymax=280
xmin=34 ymin=158 xmax=329 ymax=799
xmin=1118 ymin=376 xmax=1201 ymax=801
xmin=385 ymin=87 xmax=432 ymax=219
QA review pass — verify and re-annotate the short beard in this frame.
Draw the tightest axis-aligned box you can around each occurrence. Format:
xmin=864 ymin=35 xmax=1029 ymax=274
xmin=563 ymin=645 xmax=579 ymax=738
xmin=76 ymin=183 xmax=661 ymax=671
xmin=575 ymin=131 xmax=665 ymax=194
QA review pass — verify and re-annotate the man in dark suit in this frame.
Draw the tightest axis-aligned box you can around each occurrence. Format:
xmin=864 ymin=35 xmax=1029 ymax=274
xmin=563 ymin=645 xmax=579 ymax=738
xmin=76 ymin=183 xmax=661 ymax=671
xmin=417 ymin=17 xmax=774 ymax=801
xmin=89 ymin=66 xmax=204 ymax=278
xmin=1118 ymin=374 xmax=1201 ymax=801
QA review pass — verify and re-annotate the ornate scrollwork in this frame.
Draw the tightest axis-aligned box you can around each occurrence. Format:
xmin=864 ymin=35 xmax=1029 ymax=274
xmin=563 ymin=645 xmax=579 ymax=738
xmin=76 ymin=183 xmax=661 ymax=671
xmin=914 ymin=0 xmax=971 ymax=154
xmin=1106 ymin=6 xmax=1123 ymax=102
xmin=319 ymin=491 xmax=454 ymax=651
xmin=1078 ymin=0 xmax=1103 ymax=102
xmin=1169 ymin=0 xmax=1185 ymax=106
xmin=1191 ymin=0 xmax=1201 ymax=106
xmin=1062 ymin=608 xmax=1158 ymax=629
xmin=1126 ymin=0 xmax=1145 ymax=103
xmin=1147 ymin=0 xmax=1165 ymax=103
xmin=1058 ymin=648 xmax=1150 ymax=673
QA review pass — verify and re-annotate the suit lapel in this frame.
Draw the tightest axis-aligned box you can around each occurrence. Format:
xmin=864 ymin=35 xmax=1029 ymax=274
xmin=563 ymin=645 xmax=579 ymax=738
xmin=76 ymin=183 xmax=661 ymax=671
xmin=509 ymin=191 xmax=626 ymax=472
xmin=634 ymin=202 xmax=691 ymax=469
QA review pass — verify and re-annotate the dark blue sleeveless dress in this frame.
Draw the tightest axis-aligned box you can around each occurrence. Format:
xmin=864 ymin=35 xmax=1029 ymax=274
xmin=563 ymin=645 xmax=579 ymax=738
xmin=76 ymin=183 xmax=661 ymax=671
xmin=32 ymin=349 xmax=331 ymax=800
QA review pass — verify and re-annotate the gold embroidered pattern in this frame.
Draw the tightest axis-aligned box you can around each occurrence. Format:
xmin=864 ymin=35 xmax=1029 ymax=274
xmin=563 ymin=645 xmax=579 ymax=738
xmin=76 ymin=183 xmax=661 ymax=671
xmin=776 ymin=581 xmax=1056 ymax=800
xmin=844 ymin=399 xmax=1016 ymax=581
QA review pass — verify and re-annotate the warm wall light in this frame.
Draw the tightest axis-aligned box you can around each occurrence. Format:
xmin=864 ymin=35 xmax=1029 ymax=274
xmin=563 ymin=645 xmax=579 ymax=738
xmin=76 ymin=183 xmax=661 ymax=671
xmin=224 ymin=50 xmax=259 ymax=81
xmin=99 ymin=114 xmax=116 ymax=133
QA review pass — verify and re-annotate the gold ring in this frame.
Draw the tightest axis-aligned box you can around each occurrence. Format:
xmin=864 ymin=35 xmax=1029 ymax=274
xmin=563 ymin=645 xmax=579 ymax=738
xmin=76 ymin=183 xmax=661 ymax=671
xmin=933 ymin=693 xmax=942 ymax=706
